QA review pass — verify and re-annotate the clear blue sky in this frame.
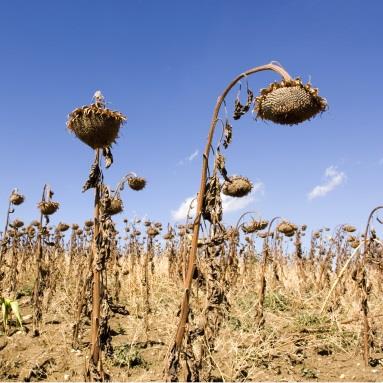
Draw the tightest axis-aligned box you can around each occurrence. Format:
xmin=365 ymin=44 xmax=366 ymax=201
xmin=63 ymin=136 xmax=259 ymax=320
xmin=1 ymin=0 xmax=382 ymax=233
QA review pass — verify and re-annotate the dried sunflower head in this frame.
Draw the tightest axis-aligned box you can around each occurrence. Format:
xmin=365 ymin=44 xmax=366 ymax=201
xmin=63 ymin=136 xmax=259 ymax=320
xmin=104 ymin=197 xmax=124 ymax=216
xmin=27 ymin=226 xmax=36 ymax=237
xmin=163 ymin=232 xmax=174 ymax=240
xmin=277 ymin=221 xmax=297 ymax=236
xmin=128 ymin=176 xmax=146 ymax=191
xmin=147 ymin=227 xmax=160 ymax=237
xmin=343 ymin=224 xmax=356 ymax=233
xmin=67 ymin=101 xmax=126 ymax=149
xmin=255 ymin=78 xmax=327 ymax=125
xmin=222 ymin=176 xmax=253 ymax=198
xmin=242 ymin=219 xmax=269 ymax=234
xmin=38 ymin=201 xmax=59 ymax=216
xmin=57 ymin=223 xmax=70 ymax=232
xmin=84 ymin=220 xmax=93 ymax=228
xmin=10 ymin=219 xmax=24 ymax=229
xmin=10 ymin=191 xmax=25 ymax=206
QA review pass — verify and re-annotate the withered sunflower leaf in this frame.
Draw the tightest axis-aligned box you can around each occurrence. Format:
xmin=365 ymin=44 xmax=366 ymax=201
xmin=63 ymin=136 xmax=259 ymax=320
xmin=82 ymin=157 xmax=101 ymax=192
xmin=216 ymin=152 xmax=229 ymax=181
xmin=233 ymin=88 xmax=254 ymax=119
xmin=242 ymin=88 xmax=254 ymax=113
xmin=233 ymin=99 xmax=244 ymax=120
xmin=202 ymin=174 xmax=222 ymax=224
xmin=103 ymin=146 xmax=113 ymax=169
xmin=223 ymin=121 xmax=232 ymax=149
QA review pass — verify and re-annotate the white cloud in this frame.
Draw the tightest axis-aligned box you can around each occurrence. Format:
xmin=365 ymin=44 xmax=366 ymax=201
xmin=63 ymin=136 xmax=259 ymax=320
xmin=171 ymin=196 xmax=197 ymax=221
xmin=188 ymin=149 xmax=199 ymax=161
xmin=177 ymin=149 xmax=199 ymax=167
xmin=222 ymin=181 xmax=264 ymax=213
xmin=308 ymin=166 xmax=346 ymax=200
xmin=171 ymin=181 xmax=264 ymax=221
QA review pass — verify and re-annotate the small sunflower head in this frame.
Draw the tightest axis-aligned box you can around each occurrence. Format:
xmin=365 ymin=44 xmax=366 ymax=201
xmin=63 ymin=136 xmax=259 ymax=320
xmin=38 ymin=201 xmax=59 ymax=216
xmin=10 ymin=191 xmax=25 ymax=206
xmin=128 ymin=176 xmax=146 ymax=191
xmin=104 ymin=197 xmax=124 ymax=216
xmin=222 ymin=176 xmax=253 ymax=198
xmin=342 ymin=224 xmax=356 ymax=233
xmin=277 ymin=221 xmax=297 ymax=237
xmin=242 ymin=219 xmax=269 ymax=234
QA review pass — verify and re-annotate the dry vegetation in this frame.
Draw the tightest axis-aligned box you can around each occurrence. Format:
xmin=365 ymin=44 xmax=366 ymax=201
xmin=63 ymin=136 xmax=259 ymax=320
xmin=0 ymin=218 xmax=383 ymax=381
xmin=1 ymin=63 xmax=382 ymax=382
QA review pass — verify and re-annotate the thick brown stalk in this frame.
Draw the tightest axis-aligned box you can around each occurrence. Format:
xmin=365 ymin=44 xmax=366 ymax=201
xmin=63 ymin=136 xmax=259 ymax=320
xmin=165 ymin=64 xmax=292 ymax=379
xmin=256 ymin=239 xmax=268 ymax=324
xmin=72 ymin=246 xmax=93 ymax=348
xmin=86 ymin=149 xmax=103 ymax=380
xmin=360 ymin=205 xmax=383 ymax=367
xmin=32 ymin=185 xmax=48 ymax=336
xmin=32 ymin=235 xmax=43 ymax=336
xmin=0 ymin=200 xmax=13 ymax=278
xmin=143 ymin=235 xmax=153 ymax=340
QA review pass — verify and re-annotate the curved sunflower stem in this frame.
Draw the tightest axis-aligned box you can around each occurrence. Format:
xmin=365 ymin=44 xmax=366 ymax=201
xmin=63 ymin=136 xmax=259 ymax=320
xmin=164 ymin=63 xmax=292 ymax=380
xmin=235 ymin=210 xmax=259 ymax=231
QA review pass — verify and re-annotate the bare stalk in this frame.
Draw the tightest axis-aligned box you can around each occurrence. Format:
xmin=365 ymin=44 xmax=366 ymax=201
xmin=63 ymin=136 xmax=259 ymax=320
xmin=86 ymin=149 xmax=104 ymax=380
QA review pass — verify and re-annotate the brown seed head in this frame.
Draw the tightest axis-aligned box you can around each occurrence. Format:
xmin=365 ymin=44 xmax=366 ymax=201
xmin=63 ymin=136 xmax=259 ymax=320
xmin=277 ymin=221 xmax=297 ymax=236
xmin=255 ymin=78 xmax=327 ymax=125
xmin=67 ymin=102 xmax=126 ymax=149
xmin=242 ymin=219 xmax=269 ymax=234
xmin=343 ymin=224 xmax=356 ymax=233
xmin=222 ymin=176 xmax=253 ymax=198
xmin=104 ymin=198 xmax=124 ymax=216
xmin=38 ymin=201 xmax=59 ymax=216
xmin=10 ymin=192 xmax=25 ymax=206
xmin=128 ymin=176 xmax=146 ymax=191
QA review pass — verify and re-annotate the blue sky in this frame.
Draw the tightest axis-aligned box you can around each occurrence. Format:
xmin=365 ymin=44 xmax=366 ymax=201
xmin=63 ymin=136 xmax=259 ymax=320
xmin=1 ymin=0 xmax=383 ymax=234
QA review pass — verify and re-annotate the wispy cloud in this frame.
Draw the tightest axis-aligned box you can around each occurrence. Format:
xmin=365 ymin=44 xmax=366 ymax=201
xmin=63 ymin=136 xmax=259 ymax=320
xmin=177 ymin=149 xmax=199 ymax=166
xmin=188 ymin=149 xmax=199 ymax=161
xmin=171 ymin=181 xmax=264 ymax=221
xmin=308 ymin=166 xmax=346 ymax=200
